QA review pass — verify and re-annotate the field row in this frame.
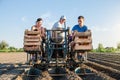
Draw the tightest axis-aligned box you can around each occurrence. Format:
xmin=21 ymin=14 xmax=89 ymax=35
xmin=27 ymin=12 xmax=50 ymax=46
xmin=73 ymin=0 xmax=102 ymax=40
xmin=87 ymin=53 xmax=120 ymax=80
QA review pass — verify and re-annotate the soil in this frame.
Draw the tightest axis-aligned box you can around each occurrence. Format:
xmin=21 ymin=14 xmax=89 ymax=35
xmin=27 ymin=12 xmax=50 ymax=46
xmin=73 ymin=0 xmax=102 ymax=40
xmin=0 ymin=52 xmax=27 ymax=64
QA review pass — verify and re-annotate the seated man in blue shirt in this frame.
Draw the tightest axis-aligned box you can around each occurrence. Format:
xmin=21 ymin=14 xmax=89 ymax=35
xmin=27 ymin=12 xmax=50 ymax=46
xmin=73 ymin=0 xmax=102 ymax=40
xmin=71 ymin=16 xmax=88 ymax=62
xmin=72 ymin=16 xmax=88 ymax=32
xmin=69 ymin=16 xmax=88 ymax=42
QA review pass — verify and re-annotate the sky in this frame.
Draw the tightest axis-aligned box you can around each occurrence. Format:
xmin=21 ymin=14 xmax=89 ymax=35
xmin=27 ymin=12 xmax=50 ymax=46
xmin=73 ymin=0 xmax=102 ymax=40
xmin=0 ymin=0 xmax=120 ymax=49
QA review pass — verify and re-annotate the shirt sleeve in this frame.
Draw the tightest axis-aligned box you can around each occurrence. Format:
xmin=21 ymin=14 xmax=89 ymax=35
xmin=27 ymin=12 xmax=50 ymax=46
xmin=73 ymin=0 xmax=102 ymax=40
xmin=72 ymin=25 xmax=76 ymax=31
xmin=84 ymin=25 xmax=88 ymax=31
xmin=31 ymin=26 xmax=36 ymax=30
xmin=52 ymin=22 xmax=62 ymax=30
xmin=52 ymin=22 xmax=58 ymax=30
xmin=52 ymin=23 xmax=56 ymax=29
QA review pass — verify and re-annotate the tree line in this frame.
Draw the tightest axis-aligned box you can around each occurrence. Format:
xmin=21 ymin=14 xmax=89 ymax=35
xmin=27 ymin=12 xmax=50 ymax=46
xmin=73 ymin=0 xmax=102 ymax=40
xmin=0 ymin=40 xmax=23 ymax=52
xmin=92 ymin=43 xmax=120 ymax=53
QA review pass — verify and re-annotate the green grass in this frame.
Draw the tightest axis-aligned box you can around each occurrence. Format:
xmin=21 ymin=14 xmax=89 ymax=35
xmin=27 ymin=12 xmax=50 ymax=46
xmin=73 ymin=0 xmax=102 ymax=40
xmin=0 ymin=49 xmax=23 ymax=52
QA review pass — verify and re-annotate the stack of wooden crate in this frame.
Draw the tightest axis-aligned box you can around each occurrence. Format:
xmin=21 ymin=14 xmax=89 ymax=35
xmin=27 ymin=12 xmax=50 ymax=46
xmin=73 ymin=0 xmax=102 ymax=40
xmin=72 ymin=30 xmax=92 ymax=51
xmin=23 ymin=29 xmax=42 ymax=51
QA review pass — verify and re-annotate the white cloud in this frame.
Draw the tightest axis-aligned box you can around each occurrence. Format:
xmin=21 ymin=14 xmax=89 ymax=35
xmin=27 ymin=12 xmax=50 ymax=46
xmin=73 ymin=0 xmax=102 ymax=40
xmin=92 ymin=24 xmax=120 ymax=48
xmin=112 ymin=24 xmax=120 ymax=32
xmin=21 ymin=16 xmax=27 ymax=22
xmin=111 ymin=24 xmax=120 ymax=41
xmin=91 ymin=26 xmax=109 ymax=32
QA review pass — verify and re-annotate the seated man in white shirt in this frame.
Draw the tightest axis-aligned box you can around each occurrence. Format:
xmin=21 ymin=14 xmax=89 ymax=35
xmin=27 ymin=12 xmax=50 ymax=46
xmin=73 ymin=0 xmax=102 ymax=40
xmin=51 ymin=15 xmax=66 ymax=43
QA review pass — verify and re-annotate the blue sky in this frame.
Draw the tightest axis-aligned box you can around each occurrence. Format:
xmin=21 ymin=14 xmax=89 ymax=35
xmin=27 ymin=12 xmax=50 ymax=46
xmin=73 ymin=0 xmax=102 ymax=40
xmin=0 ymin=0 xmax=120 ymax=48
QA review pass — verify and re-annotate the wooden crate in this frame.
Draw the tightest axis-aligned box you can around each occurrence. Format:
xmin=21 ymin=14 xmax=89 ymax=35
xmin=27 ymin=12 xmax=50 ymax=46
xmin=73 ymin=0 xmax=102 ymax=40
xmin=72 ymin=30 xmax=92 ymax=51
xmin=23 ymin=29 xmax=42 ymax=51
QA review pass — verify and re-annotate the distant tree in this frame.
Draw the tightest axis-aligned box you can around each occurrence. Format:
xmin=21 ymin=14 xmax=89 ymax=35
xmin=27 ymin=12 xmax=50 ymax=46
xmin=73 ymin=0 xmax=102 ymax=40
xmin=117 ymin=43 xmax=120 ymax=49
xmin=17 ymin=48 xmax=24 ymax=52
xmin=0 ymin=40 xmax=9 ymax=49
xmin=105 ymin=47 xmax=115 ymax=52
xmin=8 ymin=46 xmax=16 ymax=52
xmin=97 ymin=43 xmax=105 ymax=52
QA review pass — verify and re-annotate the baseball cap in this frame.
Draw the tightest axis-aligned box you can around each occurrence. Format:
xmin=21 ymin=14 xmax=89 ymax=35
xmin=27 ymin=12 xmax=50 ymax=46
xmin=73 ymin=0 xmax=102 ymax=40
xmin=60 ymin=15 xmax=66 ymax=20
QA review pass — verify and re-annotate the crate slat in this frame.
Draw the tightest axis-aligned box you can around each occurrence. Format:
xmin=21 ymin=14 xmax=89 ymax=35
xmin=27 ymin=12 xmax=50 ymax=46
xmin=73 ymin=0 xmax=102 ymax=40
xmin=24 ymin=35 xmax=41 ymax=39
xmin=74 ymin=38 xmax=92 ymax=44
xmin=74 ymin=30 xmax=91 ymax=37
xmin=24 ymin=42 xmax=41 ymax=46
xmin=24 ymin=38 xmax=41 ymax=42
xmin=73 ymin=44 xmax=93 ymax=51
xmin=25 ymin=29 xmax=41 ymax=35
xmin=24 ymin=47 xmax=41 ymax=51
